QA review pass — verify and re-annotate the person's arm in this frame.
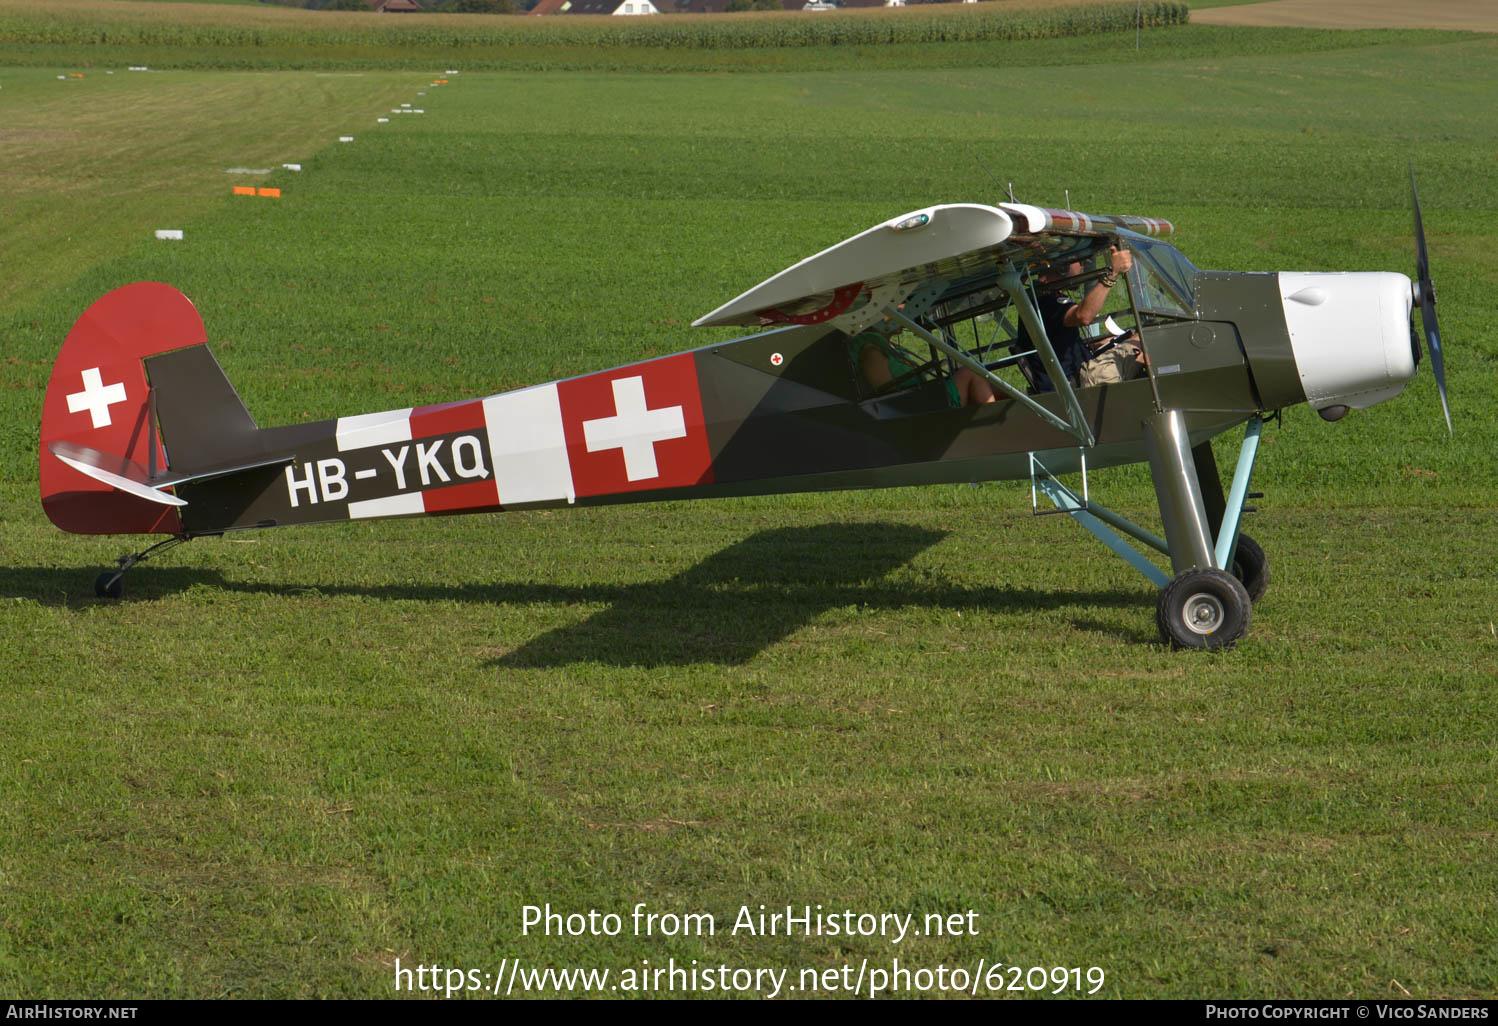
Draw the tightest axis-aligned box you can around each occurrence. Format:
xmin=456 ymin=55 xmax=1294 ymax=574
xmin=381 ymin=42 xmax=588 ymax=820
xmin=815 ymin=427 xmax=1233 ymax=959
xmin=859 ymin=341 xmax=893 ymax=389
xmin=1063 ymin=246 xmax=1133 ymax=329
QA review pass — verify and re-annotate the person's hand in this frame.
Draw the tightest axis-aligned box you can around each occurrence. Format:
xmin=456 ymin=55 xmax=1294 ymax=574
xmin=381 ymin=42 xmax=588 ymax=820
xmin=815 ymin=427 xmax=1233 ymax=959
xmin=1109 ymin=246 xmax=1133 ymax=275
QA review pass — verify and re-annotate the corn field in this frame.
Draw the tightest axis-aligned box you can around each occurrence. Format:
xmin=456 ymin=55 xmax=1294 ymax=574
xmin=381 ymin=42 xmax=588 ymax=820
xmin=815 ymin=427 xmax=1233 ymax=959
xmin=0 ymin=0 xmax=1188 ymax=53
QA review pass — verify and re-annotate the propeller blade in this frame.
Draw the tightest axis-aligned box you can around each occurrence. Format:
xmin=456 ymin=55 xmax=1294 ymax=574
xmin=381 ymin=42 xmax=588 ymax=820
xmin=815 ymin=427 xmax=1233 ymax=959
xmin=1410 ymin=167 xmax=1451 ymax=435
xmin=1411 ymin=166 xmax=1430 ymax=285
xmin=1422 ymin=293 xmax=1451 ymax=435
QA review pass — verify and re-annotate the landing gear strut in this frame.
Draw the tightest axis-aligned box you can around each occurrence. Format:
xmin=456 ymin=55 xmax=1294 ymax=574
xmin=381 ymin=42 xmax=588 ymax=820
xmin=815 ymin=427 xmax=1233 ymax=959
xmin=94 ymin=535 xmax=189 ymax=599
xmin=1032 ymin=414 xmax=1268 ymax=648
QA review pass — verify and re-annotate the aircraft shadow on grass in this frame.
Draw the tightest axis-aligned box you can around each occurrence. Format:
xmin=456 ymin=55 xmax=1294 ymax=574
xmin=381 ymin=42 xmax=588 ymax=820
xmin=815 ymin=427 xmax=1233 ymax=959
xmin=8 ymin=523 xmax=1154 ymax=666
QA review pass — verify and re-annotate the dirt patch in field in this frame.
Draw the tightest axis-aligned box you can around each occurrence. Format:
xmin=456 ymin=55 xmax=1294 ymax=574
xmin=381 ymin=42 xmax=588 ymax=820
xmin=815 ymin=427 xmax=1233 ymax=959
xmin=1193 ymin=0 xmax=1498 ymax=33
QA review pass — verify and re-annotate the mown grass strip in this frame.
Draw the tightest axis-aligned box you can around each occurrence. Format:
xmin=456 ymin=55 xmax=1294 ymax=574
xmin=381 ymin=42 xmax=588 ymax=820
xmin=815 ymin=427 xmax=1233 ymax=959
xmin=0 ymin=68 xmax=435 ymax=316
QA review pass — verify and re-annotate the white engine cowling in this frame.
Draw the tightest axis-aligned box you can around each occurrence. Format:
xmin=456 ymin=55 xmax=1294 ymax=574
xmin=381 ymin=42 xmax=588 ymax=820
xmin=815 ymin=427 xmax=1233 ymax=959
xmin=1278 ymin=271 xmax=1416 ymax=411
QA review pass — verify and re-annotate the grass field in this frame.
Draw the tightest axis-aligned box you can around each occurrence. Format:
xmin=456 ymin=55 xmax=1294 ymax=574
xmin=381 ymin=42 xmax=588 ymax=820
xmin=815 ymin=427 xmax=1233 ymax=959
xmin=2 ymin=2 xmax=1497 ymax=1000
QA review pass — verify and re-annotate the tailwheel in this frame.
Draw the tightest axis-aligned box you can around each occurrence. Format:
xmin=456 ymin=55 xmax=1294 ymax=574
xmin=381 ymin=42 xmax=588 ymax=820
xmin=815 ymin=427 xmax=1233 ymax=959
xmin=95 ymin=571 xmax=125 ymax=600
xmin=91 ymin=534 xmax=188 ymax=600
xmin=1157 ymin=568 xmax=1252 ymax=649
xmin=1228 ymin=533 xmax=1268 ymax=604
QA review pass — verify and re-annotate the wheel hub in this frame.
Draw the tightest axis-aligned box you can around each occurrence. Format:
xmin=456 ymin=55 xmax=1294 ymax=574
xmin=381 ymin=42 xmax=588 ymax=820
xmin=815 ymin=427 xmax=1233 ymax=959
xmin=1183 ymin=592 xmax=1225 ymax=635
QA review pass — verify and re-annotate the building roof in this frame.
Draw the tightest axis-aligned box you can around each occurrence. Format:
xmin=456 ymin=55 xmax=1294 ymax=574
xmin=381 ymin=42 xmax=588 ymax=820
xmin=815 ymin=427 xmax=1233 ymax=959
xmin=565 ymin=0 xmax=657 ymax=11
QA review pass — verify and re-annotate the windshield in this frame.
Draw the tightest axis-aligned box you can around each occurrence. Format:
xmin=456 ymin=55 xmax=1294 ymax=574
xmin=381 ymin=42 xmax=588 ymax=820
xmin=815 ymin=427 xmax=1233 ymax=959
xmin=1120 ymin=231 xmax=1196 ymax=317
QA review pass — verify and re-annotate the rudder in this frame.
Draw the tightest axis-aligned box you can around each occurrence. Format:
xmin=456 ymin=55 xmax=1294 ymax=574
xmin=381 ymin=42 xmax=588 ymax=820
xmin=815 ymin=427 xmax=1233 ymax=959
xmin=40 ymin=283 xmax=211 ymax=534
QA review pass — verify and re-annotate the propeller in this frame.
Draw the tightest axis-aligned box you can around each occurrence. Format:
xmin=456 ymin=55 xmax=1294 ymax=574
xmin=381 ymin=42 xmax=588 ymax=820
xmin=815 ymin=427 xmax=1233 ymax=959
xmin=1410 ymin=166 xmax=1452 ymax=435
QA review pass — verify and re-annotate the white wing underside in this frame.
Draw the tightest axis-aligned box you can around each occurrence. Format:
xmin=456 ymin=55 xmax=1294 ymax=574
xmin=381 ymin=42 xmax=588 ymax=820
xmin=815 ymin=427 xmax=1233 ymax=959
xmin=692 ymin=201 xmax=1173 ymax=334
xmin=692 ymin=204 xmax=1017 ymax=330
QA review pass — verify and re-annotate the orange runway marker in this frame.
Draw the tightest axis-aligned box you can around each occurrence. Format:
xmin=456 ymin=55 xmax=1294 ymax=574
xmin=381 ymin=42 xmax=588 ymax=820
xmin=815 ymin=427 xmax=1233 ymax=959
xmin=256 ymin=187 xmax=281 ymax=198
xmin=233 ymin=186 xmax=256 ymax=196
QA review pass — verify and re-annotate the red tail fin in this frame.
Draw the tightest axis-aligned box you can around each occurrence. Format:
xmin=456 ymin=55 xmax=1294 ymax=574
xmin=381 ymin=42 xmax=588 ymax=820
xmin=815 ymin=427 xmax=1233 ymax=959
xmin=40 ymin=282 xmax=205 ymax=535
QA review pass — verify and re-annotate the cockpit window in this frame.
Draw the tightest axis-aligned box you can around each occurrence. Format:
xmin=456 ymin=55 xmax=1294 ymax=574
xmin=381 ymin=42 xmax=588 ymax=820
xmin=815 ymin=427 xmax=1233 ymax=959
xmin=1120 ymin=230 xmax=1196 ymax=317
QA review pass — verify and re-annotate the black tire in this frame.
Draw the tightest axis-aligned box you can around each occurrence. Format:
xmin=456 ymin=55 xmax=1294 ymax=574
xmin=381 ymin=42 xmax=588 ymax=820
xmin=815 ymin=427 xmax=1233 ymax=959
xmin=1228 ymin=533 xmax=1269 ymax=603
xmin=95 ymin=571 xmax=125 ymax=600
xmin=1156 ymin=568 xmax=1251 ymax=649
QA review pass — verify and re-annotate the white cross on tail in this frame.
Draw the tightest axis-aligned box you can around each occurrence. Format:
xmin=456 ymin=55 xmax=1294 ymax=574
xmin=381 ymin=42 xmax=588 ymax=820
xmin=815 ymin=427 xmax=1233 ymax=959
xmin=66 ymin=367 xmax=129 ymax=429
xmin=582 ymin=376 xmax=686 ymax=481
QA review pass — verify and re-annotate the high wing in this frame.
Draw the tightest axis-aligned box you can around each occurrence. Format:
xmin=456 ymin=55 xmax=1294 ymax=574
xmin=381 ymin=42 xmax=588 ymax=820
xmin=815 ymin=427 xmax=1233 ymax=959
xmin=692 ymin=201 xmax=1174 ymax=334
xmin=692 ymin=203 xmax=1016 ymax=330
xmin=695 ymin=201 xmax=1174 ymax=447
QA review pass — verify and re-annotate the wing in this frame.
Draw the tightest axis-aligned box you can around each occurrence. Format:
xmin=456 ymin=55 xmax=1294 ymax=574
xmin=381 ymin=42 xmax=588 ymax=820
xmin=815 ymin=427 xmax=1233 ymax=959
xmin=692 ymin=201 xmax=1176 ymax=450
xmin=692 ymin=202 xmax=1175 ymax=333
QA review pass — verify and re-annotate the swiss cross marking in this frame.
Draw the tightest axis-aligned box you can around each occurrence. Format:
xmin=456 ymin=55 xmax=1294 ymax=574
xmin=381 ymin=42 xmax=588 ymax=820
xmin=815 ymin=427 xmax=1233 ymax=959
xmin=582 ymin=376 xmax=687 ymax=482
xmin=66 ymin=367 xmax=129 ymax=429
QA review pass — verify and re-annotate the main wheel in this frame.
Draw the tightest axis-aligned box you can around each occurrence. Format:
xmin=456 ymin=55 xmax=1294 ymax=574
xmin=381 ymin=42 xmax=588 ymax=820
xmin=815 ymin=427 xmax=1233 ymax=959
xmin=1157 ymin=568 xmax=1251 ymax=649
xmin=95 ymin=571 xmax=125 ymax=600
xmin=1228 ymin=533 xmax=1269 ymax=603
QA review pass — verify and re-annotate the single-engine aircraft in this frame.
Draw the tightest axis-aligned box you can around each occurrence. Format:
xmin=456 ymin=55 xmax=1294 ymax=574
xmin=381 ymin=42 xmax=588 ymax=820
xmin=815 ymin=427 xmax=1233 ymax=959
xmin=39 ymin=175 xmax=1449 ymax=648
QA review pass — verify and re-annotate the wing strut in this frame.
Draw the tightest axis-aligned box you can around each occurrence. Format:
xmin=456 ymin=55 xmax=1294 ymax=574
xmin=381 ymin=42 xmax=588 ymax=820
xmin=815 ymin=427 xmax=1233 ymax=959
xmin=878 ymin=305 xmax=1086 ymax=444
xmin=995 ymin=267 xmax=1096 ymax=447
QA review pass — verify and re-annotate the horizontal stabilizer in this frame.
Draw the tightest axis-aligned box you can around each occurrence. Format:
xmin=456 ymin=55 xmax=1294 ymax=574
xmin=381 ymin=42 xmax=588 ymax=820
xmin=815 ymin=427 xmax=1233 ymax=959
xmin=48 ymin=440 xmax=295 ymax=507
xmin=49 ymin=441 xmax=186 ymax=507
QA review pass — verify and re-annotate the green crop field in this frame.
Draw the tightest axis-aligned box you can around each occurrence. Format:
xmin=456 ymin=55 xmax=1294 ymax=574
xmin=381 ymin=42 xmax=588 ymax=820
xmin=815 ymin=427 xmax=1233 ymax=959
xmin=1 ymin=1 xmax=1497 ymax=1000
xmin=0 ymin=0 xmax=1189 ymax=67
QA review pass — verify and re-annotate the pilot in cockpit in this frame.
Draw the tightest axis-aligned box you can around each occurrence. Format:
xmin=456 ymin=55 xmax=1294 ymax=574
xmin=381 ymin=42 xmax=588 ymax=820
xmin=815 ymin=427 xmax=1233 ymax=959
xmin=1010 ymin=245 xmax=1144 ymax=394
xmin=854 ymin=244 xmax=1144 ymax=407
